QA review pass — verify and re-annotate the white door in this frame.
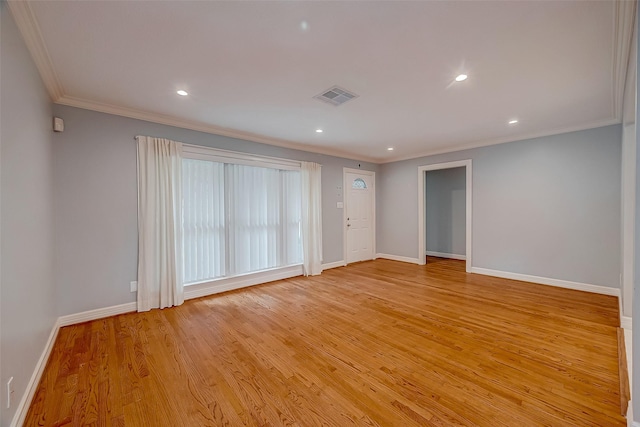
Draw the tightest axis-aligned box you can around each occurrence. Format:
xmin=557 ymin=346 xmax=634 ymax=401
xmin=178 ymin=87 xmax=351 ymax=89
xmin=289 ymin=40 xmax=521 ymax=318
xmin=345 ymin=171 xmax=374 ymax=264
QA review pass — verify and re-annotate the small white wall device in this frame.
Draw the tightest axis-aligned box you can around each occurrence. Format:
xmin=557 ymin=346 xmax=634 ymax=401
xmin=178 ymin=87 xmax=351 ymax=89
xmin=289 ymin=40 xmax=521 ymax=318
xmin=53 ymin=117 xmax=64 ymax=132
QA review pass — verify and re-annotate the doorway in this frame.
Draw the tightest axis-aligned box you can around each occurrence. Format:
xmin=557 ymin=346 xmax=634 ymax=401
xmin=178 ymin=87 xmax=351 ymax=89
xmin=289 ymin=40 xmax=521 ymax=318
xmin=344 ymin=168 xmax=375 ymax=264
xmin=418 ymin=160 xmax=472 ymax=272
xmin=426 ymin=167 xmax=466 ymax=260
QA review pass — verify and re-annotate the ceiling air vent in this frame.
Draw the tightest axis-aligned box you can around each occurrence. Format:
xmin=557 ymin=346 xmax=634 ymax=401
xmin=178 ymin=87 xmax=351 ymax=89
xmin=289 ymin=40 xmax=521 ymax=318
xmin=314 ymin=86 xmax=358 ymax=106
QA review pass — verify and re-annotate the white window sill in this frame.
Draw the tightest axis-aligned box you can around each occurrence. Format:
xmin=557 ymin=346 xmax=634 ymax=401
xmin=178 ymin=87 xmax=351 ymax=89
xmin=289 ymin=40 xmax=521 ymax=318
xmin=183 ymin=264 xmax=304 ymax=301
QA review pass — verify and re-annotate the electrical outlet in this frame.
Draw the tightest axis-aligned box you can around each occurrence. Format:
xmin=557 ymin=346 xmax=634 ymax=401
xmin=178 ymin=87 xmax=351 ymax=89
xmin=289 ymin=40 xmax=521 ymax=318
xmin=130 ymin=281 xmax=137 ymax=292
xmin=7 ymin=377 xmax=13 ymax=409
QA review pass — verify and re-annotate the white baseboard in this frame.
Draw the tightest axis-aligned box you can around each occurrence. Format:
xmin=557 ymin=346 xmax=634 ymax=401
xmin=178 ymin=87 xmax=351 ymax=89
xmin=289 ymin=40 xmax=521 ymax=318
xmin=622 ymin=316 xmax=633 ymax=330
xmin=625 ymin=374 xmax=640 ymax=427
xmin=184 ymin=265 xmax=303 ymax=300
xmin=10 ymin=262 xmax=327 ymax=424
xmin=10 ymin=262 xmax=630 ymax=425
xmin=426 ymin=251 xmax=466 ymax=261
xmin=627 ymin=329 xmax=634 ymax=427
xmin=11 ymin=266 xmax=300 ymax=424
xmin=375 ymin=253 xmax=421 ymax=265
xmin=58 ymin=302 xmax=137 ymax=327
xmin=13 ymin=302 xmax=137 ymax=425
xmin=10 ymin=320 xmax=60 ymax=427
xmin=470 ymin=267 xmax=621 ymax=297
xmin=322 ymin=260 xmax=346 ymax=270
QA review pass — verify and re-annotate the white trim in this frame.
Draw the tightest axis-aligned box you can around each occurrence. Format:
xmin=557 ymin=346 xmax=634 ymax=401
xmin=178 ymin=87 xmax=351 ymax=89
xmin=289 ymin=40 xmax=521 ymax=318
xmin=621 ymin=122 xmax=636 ymax=319
xmin=10 ymin=321 xmax=60 ymax=427
xmin=11 ymin=0 xmax=627 ymax=167
xmin=9 ymin=262 xmax=626 ymax=425
xmin=56 ymin=99 xmax=620 ymax=167
xmin=619 ymin=282 xmax=625 ymax=327
xmin=57 ymin=302 xmax=137 ymax=327
xmin=625 ymin=328 xmax=633 ymax=427
xmin=10 ymin=266 xmax=303 ymax=424
xmin=426 ymin=251 xmax=466 ymax=261
xmin=418 ymin=160 xmax=472 ymax=272
xmin=375 ymin=253 xmax=421 ymax=265
xmin=57 ymin=96 xmax=378 ymax=163
xmin=180 ymin=142 xmax=302 ymax=171
xmin=6 ymin=1 xmax=64 ymax=100
xmin=613 ymin=0 xmax=637 ymax=119
xmin=184 ymin=265 xmax=303 ymax=300
xmin=343 ymin=168 xmax=376 ymax=266
xmin=383 ymin=118 xmax=620 ymax=164
xmin=621 ymin=315 xmax=633 ymax=330
xmin=470 ymin=267 xmax=621 ymax=297
xmin=322 ymin=260 xmax=346 ymax=270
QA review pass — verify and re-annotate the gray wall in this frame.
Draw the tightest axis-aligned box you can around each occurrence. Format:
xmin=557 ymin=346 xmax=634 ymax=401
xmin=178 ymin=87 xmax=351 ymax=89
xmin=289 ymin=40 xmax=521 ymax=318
xmin=379 ymin=125 xmax=622 ymax=288
xmin=426 ymin=167 xmax=466 ymax=256
xmin=1 ymin=3 xmax=629 ymax=418
xmin=52 ymin=104 xmax=379 ymax=316
xmin=1 ymin=4 xmax=57 ymax=425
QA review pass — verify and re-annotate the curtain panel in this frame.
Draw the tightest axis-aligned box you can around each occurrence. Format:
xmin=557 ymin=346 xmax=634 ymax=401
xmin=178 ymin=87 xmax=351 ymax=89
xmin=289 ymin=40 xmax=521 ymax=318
xmin=136 ymin=136 xmax=184 ymax=311
xmin=301 ymin=162 xmax=323 ymax=276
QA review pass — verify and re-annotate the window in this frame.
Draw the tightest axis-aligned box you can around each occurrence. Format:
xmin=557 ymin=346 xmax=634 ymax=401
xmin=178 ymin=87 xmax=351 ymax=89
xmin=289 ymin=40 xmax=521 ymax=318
xmin=183 ymin=159 xmax=226 ymax=283
xmin=352 ymin=178 xmax=367 ymax=189
xmin=182 ymin=149 xmax=302 ymax=285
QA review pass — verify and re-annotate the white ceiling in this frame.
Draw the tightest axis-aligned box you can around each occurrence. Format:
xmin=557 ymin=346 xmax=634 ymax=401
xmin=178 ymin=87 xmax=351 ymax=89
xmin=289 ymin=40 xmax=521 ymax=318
xmin=11 ymin=1 xmax=634 ymax=163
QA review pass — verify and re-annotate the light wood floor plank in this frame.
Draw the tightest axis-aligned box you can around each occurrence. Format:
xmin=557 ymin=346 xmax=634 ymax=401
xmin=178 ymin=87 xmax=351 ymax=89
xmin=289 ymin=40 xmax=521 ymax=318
xmin=25 ymin=258 xmax=625 ymax=426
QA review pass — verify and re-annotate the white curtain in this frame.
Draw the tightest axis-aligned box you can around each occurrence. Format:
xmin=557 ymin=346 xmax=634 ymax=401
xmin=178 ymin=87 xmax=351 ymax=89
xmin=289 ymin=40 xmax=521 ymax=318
xmin=282 ymin=170 xmax=303 ymax=266
xmin=227 ymin=164 xmax=281 ymax=274
xmin=136 ymin=136 xmax=184 ymax=311
xmin=301 ymin=162 xmax=323 ymax=276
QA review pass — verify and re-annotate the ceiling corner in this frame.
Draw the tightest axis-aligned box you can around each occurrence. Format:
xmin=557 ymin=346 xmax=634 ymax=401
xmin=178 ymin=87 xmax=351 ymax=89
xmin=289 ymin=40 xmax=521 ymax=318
xmin=55 ymin=95 xmax=381 ymax=164
xmin=7 ymin=0 xmax=64 ymax=101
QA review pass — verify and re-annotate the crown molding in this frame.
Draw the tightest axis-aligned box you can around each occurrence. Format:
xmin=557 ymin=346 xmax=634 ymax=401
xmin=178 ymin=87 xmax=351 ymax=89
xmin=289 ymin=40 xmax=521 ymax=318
xmin=382 ymin=117 xmax=621 ymax=164
xmin=57 ymin=94 xmax=622 ymax=165
xmin=612 ymin=0 xmax=637 ymax=120
xmin=55 ymin=95 xmax=380 ymax=164
xmin=12 ymin=0 xmax=628 ymax=166
xmin=7 ymin=0 xmax=64 ymax=101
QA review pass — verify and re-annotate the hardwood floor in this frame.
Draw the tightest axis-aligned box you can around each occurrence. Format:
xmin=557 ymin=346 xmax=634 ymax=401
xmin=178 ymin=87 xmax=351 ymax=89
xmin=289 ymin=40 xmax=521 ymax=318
xmin=25 ymin=258 xmax=625 ymax=426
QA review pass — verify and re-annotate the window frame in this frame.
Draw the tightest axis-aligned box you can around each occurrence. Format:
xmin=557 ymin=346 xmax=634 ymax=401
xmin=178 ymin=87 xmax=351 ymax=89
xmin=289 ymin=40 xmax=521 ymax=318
xmin=181 ymin=144 xmax=304 ymax=290
xmin=182 ymin=144 xmax=301 ymax=171
xmin=352 ymin=177 xmax=367 ymax=189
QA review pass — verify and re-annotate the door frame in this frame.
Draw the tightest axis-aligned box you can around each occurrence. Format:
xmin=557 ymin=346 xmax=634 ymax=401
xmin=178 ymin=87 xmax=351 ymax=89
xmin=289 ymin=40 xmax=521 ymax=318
xmin=418 ymin=160 xmax=472 ymax=272
xmin=343 ymin=167 xmax=376 ymax=265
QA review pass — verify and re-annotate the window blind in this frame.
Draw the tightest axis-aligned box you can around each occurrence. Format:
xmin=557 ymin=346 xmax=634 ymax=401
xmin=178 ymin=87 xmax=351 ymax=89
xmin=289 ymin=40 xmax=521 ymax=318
xmin=182 ymin=159 xmax=302 ymax=285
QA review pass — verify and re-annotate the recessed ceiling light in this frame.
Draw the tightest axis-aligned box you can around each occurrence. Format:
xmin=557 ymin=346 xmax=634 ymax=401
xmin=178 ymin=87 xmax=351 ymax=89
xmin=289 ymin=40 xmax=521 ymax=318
xmin=387 ymin=147 xmax=394 ymax=151
xmin=508 ymin=119 xmax=519 ymax=125
xmin=315 ymin=129 xmax=323 ymax=133
xmin=455 ymin=74 xmax=468 ymax=82
xmin=177 ymin=90 xmax=188 ymax=96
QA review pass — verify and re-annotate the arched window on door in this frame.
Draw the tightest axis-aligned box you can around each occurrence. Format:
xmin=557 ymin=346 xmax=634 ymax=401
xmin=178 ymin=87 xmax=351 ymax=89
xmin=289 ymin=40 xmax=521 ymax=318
xmin=352 ymin=178 xmax=367 ymax=189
